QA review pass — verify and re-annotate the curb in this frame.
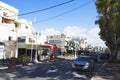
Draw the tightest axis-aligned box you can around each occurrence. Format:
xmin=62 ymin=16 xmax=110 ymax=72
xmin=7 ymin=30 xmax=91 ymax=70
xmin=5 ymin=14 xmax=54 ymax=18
xmin=57 ymin=56 xmax=75 ymax=60
xmin=0 ymin=63 xmax=34 ymax=70
xmin=0 ymin=58 xmax=61 ymax=70
xmin=0 ymin=66 xmax=8 ymax=70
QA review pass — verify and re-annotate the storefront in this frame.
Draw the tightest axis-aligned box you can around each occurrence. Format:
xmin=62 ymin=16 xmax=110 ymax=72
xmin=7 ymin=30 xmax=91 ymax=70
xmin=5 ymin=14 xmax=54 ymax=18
xmin=0 ymin=42 xmax=5 ymax=59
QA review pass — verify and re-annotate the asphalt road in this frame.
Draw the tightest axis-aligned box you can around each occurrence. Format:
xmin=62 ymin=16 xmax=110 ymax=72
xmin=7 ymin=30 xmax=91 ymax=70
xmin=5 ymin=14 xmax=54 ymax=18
xmin=0 ymin=58 xmax=104 ymax=80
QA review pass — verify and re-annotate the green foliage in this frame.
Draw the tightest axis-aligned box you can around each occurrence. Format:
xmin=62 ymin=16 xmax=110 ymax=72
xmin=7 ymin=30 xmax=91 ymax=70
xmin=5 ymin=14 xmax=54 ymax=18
xmin=95 ymin=0 xmax=120 ymax=61
xmin=67 ymin=40 xmax=75 ymax=47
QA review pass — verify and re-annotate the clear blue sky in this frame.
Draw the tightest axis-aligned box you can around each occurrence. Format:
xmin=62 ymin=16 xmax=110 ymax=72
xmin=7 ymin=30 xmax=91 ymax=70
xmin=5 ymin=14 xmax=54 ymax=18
xmin=1 ymin=0 xmax=97 ymax=31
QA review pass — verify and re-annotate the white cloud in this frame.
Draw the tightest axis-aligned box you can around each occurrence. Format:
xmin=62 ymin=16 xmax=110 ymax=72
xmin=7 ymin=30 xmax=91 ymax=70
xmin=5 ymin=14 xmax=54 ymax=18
xmin=63 ymin=26 xmax=87 ymax=37
xmin=39 ymin=26 xmax=106 ymax=47
xmin=86 ymin=27 xmax=106 ymax=47
xmin=41 ymin=28 xmax=61 ymax=36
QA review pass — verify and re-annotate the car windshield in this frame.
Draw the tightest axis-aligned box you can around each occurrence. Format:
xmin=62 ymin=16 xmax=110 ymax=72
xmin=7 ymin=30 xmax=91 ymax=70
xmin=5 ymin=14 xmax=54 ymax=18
xmin=76 ymin=56 xmax=90 ymax=61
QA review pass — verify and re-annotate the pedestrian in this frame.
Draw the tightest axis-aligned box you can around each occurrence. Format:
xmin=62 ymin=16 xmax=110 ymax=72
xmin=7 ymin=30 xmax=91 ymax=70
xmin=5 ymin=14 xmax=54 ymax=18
xmin=53 ymin=44 xmax=58 ymax=58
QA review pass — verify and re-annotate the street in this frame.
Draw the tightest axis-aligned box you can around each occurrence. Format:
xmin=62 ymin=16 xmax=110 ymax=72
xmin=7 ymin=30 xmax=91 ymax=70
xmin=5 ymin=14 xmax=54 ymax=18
xmin=0 ymin=57 xmax=104 ymax=80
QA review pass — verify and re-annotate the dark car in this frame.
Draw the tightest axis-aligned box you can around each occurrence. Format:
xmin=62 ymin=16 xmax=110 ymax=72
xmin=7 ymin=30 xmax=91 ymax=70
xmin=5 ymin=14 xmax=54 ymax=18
xmin=88 ymin=52 xmax=99 ymax=62
xmin=72 ymin=56 xmax=95 ymax=71
xmin=99 ymin=52 xmax=109 ymax=60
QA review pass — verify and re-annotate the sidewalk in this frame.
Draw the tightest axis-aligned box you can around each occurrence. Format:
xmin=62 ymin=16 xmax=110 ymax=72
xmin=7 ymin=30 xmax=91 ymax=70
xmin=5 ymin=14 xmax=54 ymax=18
xmin=0 ymin=63 xmax=9 ymax=70
xmin=57 ymin=55 xmax=76 ymax=60
xmin=0 ymin=63 xmax=34 ymax=70
xmin=91 ymin=62 xmax=120 ymax=80
xmin=0 ymin=56 xmax=64 ymax=70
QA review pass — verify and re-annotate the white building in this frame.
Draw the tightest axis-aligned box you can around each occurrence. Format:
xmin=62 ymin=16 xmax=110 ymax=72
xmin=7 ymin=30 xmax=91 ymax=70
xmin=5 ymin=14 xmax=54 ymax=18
xmin=0 ymin=1 xmax=34 ymax=41
xmin=0 ymin=1 xmax=18 ymax=41
xmin=47 ymin=33 xmax=66 ymax=48
xmin=0 ymin=1 xmax=47 ymax=59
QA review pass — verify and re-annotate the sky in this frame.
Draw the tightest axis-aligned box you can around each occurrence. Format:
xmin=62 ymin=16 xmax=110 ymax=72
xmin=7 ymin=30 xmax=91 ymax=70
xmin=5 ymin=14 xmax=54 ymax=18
xmin=1 ymin=0 xmax=106 ymax=47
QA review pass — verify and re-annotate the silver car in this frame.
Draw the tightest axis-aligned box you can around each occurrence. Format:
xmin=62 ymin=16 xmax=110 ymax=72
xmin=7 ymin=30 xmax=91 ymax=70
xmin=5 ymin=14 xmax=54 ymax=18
xmin=72 ymin=56 xmax=95 ymax=71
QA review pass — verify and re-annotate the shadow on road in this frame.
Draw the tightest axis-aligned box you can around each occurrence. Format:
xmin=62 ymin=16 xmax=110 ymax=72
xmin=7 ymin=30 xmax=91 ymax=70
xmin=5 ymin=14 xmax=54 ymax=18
xmin=0 ymin=57 xmax=102 ymax=80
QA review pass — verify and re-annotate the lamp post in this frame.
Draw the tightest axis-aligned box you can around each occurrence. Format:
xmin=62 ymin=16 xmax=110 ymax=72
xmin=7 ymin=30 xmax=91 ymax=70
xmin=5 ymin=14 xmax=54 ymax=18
xmin=74 ymin=41 xmax=77 ymax=58
xmin=74 ymin=48 xmax=77 ymax=58
xmin=15 ymin=26 xmax=18 ymax=58
xmin=34 ymin=32 xmax=38 ymax=63
xmin=30 ymin=36 xmax=33 ymax=62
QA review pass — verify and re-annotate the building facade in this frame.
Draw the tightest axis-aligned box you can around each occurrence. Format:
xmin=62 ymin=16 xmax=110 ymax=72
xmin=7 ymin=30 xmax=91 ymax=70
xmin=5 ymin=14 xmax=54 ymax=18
xmin=47 ymin=33 xmax=67 ymax=48
xmin=0 ymin=1 xmax=47 ymax=59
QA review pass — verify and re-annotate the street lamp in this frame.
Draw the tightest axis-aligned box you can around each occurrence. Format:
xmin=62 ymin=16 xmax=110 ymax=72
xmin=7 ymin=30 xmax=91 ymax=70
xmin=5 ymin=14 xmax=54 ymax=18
xmin=34 ymin=32 xmax=39 ymax=63
xmin=15 ymin=26 xmax=18 ymax=58
xmin=30 ymin=37 xmax=33 ymax=62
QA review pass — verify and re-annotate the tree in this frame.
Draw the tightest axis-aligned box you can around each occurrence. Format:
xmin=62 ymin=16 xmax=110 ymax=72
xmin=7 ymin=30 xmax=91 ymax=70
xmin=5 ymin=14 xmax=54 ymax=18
xmin=66 ymin=40 xmax=75 ymax=47
xmin=95 ymin=0 xmax=120 ymax=62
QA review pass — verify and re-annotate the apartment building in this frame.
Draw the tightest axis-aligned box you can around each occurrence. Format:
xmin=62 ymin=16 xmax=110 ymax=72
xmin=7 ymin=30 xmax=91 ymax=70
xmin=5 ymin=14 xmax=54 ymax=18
xmin=0 ymin=1 xmax=47 ymax=59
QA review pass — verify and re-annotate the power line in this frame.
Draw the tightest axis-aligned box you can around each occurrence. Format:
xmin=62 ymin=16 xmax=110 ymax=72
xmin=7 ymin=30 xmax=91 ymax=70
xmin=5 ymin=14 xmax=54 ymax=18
xmin=33 ymin=0 xmax=94 ymax=24
xmin=18 ymin=0 xmax=75 ymax=16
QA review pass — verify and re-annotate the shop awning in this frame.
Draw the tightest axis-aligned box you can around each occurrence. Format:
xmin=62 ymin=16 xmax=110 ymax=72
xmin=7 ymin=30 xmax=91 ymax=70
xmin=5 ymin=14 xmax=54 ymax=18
xmin=18 ymin=43 xmax=50 ymax=49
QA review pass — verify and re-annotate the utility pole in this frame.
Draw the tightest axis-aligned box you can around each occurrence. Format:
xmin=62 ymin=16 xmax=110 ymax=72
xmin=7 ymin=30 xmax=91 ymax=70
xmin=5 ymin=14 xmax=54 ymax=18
xmin=34 ymin=32 xmax=39 ymax=63
xmin=30 ymin=35 xmax=33 ymax=62
xmin=15 ymin=26 xmax=18 ymax=58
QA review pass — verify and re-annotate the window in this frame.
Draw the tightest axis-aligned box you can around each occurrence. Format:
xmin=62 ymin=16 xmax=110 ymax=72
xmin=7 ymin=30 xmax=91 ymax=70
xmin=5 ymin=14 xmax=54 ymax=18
xmin=25 ymin=26 xmax=28 ymax=29
xmin=8 ymin=36 xmax=12 ymax=41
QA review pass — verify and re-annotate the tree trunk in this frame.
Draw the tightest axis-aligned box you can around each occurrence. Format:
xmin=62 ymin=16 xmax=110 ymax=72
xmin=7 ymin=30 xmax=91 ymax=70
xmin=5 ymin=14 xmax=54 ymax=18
xmin=117 ymin=50 xmax=120 ymax=61
xmin=109 ymin=49 xmax=118 ymax=62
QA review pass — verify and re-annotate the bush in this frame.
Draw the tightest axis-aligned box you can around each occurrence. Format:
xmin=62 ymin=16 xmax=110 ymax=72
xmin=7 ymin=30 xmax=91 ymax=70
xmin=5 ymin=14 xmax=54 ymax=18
xmin=0 ymin=55 xmax=31 ymax=65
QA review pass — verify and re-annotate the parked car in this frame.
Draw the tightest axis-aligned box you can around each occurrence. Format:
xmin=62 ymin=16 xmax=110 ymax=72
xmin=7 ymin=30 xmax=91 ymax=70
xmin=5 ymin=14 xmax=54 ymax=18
xmin=77 ymin=50 xmax=90 ymax=56
xmin=72 ymin=56 xmax=95 ymax=71
xmin=99 ymin=52 xmax=109 ymax=60
xmin=88 ymin=52 xmax=99 ymax=62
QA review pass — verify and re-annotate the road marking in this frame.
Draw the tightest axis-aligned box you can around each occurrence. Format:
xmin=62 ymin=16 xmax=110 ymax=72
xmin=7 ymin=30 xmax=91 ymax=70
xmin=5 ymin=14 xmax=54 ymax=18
xmin=6 ymin=73 xmax=16 ymax=77
xmin=46 ymin=69 xmax=58 ymax=73
xmin=65 ymin=71 xmax=71 ymax=74
xmin=72 ymin=72 xmax=87 ymax=79
xmin=23 ymin=66 xmax=37 ymax=71
xmin=0 ymin=67 xmax=8 ymax=70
